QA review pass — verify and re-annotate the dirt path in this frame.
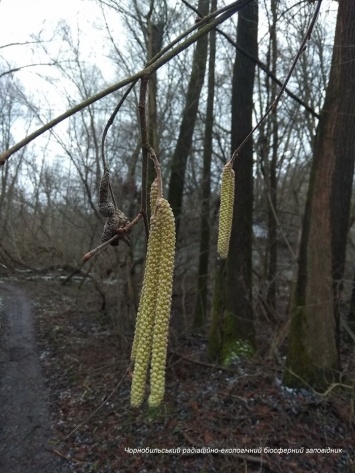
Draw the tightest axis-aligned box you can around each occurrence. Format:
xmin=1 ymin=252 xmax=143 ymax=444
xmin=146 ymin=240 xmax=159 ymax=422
xmin=0 ymin=283 xmax=67 ymax=473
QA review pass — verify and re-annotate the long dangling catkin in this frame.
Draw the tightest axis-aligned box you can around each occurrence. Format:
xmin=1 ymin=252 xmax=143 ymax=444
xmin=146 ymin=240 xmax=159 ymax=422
xmin=130 ymin=207 xmax=163 ymax=407
xmin=130 ymin=179 xmax=161 ymax=362
xmin=148 ymin=198 xmax=175 ymax=407
xmin=217 ymin=163 xmax=235 ymax=259
xmin=130 ymin=197 xmax=176 ymax=408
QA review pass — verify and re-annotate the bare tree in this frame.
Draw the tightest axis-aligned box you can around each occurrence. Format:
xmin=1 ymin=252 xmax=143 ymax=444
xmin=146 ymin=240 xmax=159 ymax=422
xmin=209 ymin=1 xmax=258 ymax=360
xmin=194 ymin=0 xmax=217 ymax=328
xmin=285 ymin=0 xmax=355 ymax=389
xmin=168 ymin=0 xmax=210 ymax=234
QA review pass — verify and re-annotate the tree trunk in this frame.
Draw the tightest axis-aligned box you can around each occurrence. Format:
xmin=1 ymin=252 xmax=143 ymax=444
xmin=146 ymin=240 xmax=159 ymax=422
xmin=347 ymin=269 xmax=355 ymax=336
xmin=265 ymin=0 xmax=278 ymax=316
xmin=284 ymin=0 xmax=355 ymax=389
xmin=167 ymin=0 xmax=209 ymax=234
xmin=208 ymin=2 xmax=258 ymax=361
xmin=226 ymin=0 xmax=258 ymax=343
xmin=194 ymin=0 xmax=216 ymax=329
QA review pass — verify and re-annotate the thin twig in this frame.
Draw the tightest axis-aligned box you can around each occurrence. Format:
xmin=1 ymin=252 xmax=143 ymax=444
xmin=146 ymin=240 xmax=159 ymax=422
xmin=266 ymin=189 xmax=298 ymax=262
xmin=181 ymin=0 xmax=319 ymax=119
xmin=66 ymin=363 xmax=132 ymax=439
xmin=43 ymin=447 xmax=84 ymax=464
xmin=0 ymin=0 xmax=250 ymax=166
xmin=82 ymin=235 xmax=121 ymax=262
xmin=101 ymin=80 xmax=138 ymax=207
xmin=82 ymin=212 xmax=143 ymax=262
xmin=0 ymin=62 xmax=59 ymax=79
xmin=148 ymin=147 xmax=162 ymax=199
xmin=230 ymin=0 xmax=323 ymax=165
xmin=341 ymin=317 xmax=355 ymax=343
xmin=138 ymin=77 xmax=150 ymax=239
xmin=147 ymin=0 xmax=251 ymax=68
xmin=116 ymin=212 xmax=143 ymax=234
xmin=0 ymin=40 xmax=50 ymax=50
xmin=169 ymin=350 xmax=236 ymax=373
xmin=283 ymin=364 xmax=353 ymax=397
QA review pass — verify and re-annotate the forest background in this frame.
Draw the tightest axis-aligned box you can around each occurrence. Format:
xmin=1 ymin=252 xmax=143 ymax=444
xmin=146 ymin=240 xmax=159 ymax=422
xmin=1 ymin=0 xmax=355 ymax=421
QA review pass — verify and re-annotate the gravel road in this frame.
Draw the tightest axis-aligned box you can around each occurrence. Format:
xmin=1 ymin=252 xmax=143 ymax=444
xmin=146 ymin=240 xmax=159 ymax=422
xmin=0 ymin=283 xmax=67 ymax=473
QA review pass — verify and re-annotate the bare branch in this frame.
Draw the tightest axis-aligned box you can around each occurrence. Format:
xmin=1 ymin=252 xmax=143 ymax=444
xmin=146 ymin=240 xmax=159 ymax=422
xmin=0 ymin=62 xmax=58 ymax=79
xmin=101 ymin=80 xmax=139 ymax=207
xmin=181 ymin=0 xmax=319 ymax=119
xmin=0 ymin=0 xmax=253 ymax=166
xmin=138 ymin=77 xmax=150 ymax=238
xmin=230 ymin=0 xmax=323 ymax=165
xmin=0 ymin=40 xmax=50 ymax=50
xmin=82 ymin=212 xmax=143 ymax=262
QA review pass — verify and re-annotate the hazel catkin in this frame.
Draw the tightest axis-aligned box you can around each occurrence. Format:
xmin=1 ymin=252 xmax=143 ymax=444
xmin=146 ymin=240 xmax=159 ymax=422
xmin=130 ymin=197 xmax=175 ymax=408
xmin=131 ymin=179 xmax=161 ymax=363
xmin=130 ymin=205 xmax=163 ymax=407
xmin=148 ymin=199 xmax=175 ymax=407
xmin=217 ymin=162 xmax=235 ymax=259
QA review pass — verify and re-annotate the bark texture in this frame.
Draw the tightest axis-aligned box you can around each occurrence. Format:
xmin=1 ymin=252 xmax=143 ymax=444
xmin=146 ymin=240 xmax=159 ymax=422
xmin=194 ymin=0 xmax=216 ymax=328
xmin=225 ymin=2 xmax=258 ymax=343
xmin=285 ymin=0 xmax=355 ymax=389
xmin=167 ymin=0 xmax=209 ymax=234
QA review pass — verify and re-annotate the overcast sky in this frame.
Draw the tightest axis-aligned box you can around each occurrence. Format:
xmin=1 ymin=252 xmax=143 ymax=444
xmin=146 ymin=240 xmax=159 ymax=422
xmin=0 ymin=0 xmax=122 ymax=153
xmin=0 ymin=0 xmax=338 ymax=162
xmin=0 ymin=0 xmax=119 ymax=88
xmin=0 ymin=0 xmax=100 ymax=47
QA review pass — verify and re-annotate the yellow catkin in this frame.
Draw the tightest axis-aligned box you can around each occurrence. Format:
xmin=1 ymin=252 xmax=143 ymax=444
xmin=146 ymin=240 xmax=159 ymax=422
xmin=130 ymin=206 xmax=163 ymax=407
xmin=217 ymin=163 xmax=235 ymax=259
xmin=131 ymin=178 xmax=160 ymax=362
xmin=150 ymin=178 xmax=159 ymax=215
xmin=148 ymin=199 xmax=175 ymax=407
